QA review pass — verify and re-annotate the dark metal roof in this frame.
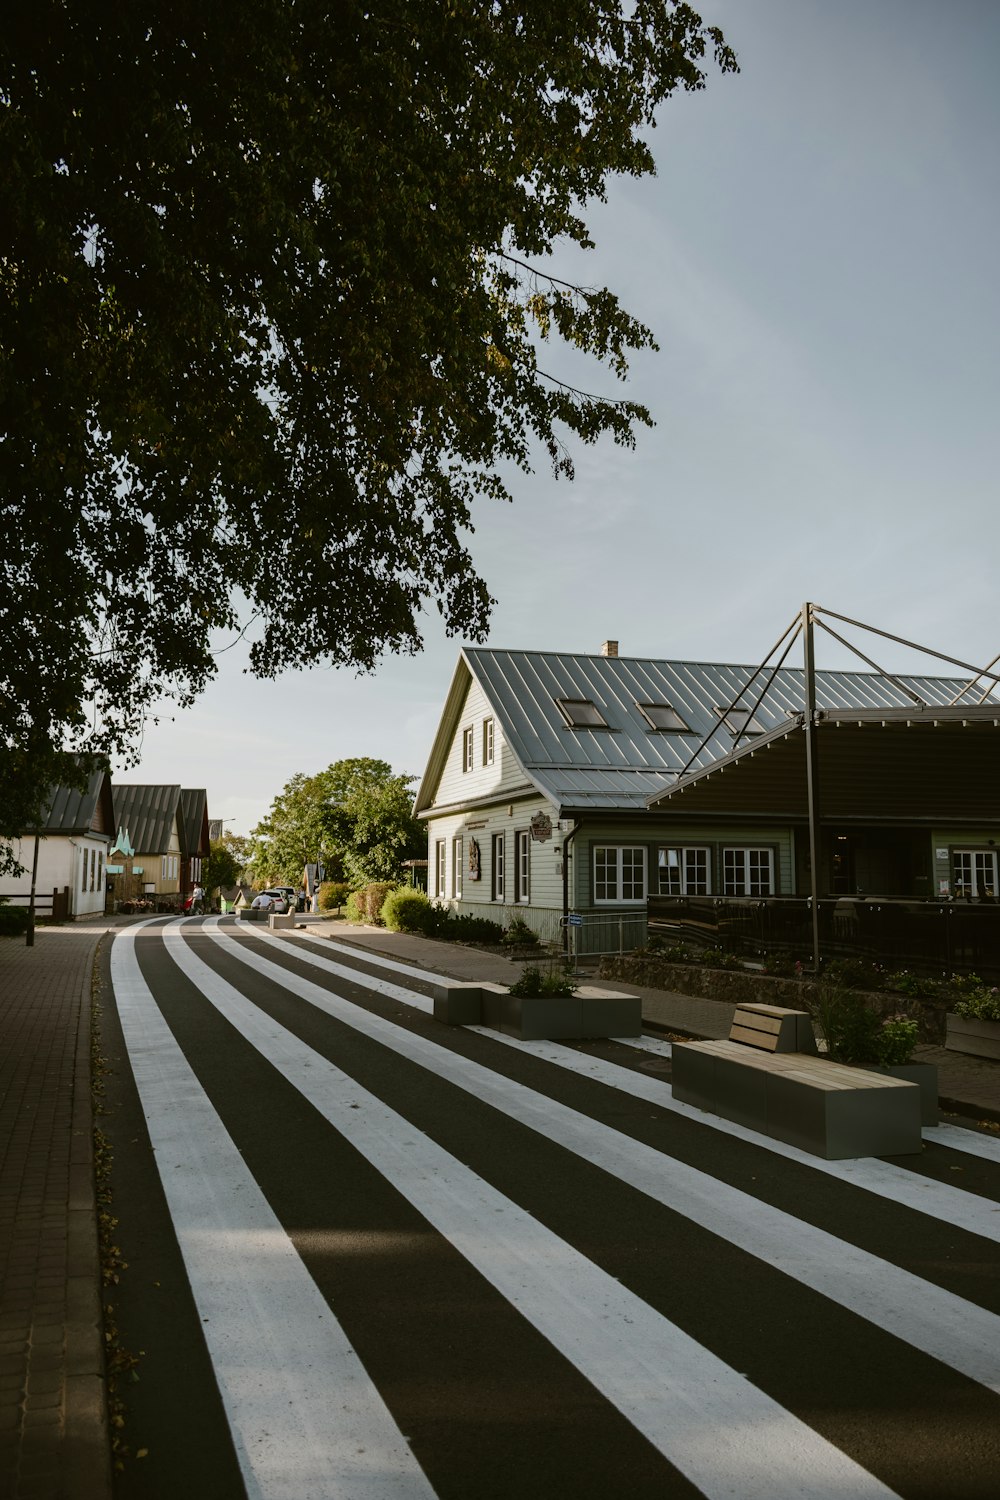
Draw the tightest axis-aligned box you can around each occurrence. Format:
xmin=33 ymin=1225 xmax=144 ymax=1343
xmin=649 ymin=710 xmax=1000 ymax=824
xmin=415 ymin=649 xmax=999 ymax=817
xmin=36 ymin=770 xmax=114 ymax=835
xmin=112 ymin=785 xmax=182 ymax=853
xmin=179 ymin=789 xmax=210 ymax=858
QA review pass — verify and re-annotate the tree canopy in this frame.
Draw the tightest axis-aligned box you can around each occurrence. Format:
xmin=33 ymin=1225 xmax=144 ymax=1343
xmin=1 ymin=3 xmax=735 ymax=837
xmin=251 ymin=758 xmax=426 ymax=887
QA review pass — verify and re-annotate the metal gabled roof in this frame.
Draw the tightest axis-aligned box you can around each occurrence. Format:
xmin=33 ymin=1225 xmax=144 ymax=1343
xmin=649 ymin=709 xmax=1000 ymax=824
xmin=37 ymin=770 xmax=114 ymax=835
xmin=112 ymin=784 xmax=182 ymax=854
xmin=415 ymin=648 xmax=1000 ymax=819
xmin=179 ymin=788 xmax=210 ymax=858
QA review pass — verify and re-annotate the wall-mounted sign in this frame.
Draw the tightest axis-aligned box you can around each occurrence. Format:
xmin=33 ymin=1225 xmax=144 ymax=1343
xmin=467 ymin=837 xmax=481 ymax=881
xmin=530 ymin=813 xmax=552 ymax=842
xmin=935 ymin=848 xmax=949 ymax=861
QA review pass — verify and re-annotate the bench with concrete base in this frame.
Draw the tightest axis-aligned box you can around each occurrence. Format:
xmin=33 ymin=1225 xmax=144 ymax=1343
xmin=672 ymin=1002 xmax=922 ymax=1160
xmin=433 ymin=980 xmax=641 ymax=1041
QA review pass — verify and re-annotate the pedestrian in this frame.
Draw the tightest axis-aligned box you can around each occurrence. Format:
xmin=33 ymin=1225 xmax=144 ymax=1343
xmin=191 ymin=882 xmax=205 ymax=915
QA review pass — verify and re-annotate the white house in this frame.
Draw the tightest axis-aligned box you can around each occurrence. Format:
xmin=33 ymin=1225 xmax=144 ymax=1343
xmin=3 ymin=770 xmax=115 ymax=920
xmin=415 ymin=640 xmax=1000 ymax=954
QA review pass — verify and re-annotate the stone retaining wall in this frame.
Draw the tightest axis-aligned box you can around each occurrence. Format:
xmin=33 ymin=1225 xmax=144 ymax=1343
xmin=596 ymin=954 xmax=947 ymax=1043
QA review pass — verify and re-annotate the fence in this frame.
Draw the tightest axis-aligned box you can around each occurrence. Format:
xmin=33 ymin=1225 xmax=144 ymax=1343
xmin=563 ymin=909 xmax=649 ymax=960
xmin=647 ymin=896 xmax=1000 ymax=982
xmin=0 ymin=888 xmax=71 ymax=922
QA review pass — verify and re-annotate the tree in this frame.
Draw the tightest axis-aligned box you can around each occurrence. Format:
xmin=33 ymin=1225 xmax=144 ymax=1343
xmin=251 ymin=759 xmax=426 ymax=887
xmin=1 ymin=4 xmax=736 ymax=837
xmin=202 ymin=838 xmax=243 ymax=901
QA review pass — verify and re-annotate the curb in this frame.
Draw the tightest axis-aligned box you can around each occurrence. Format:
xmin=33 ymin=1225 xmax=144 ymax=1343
xmin=64 ymin=934 xmax=113 ymax=1500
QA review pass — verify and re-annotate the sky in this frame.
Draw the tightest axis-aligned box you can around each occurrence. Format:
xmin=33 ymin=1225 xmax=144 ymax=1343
xmin=112 ymin=0 xmax=1000 ymax=836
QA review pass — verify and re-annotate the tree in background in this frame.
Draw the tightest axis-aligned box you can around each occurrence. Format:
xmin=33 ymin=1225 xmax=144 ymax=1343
xmin=252 ymin=759 xmax=426 ymax=888
xmin=202 ymin=839 xmax=243 ymax=902
xmin=1 ymin=4 xmax=736 ymax=852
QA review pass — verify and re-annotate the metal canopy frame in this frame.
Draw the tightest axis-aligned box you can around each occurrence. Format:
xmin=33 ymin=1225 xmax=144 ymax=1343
xmin=660 ymin=603 xmax=1000 ymax=974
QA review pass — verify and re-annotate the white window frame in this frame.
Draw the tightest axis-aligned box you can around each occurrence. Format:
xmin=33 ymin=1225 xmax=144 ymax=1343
xmin=657 ymin=846 xmax=710 ymax=896
xmin=452 ymin=836 xmax=463 ymax=899
xmin=593 ymin=846 xmax=647 ymax=904
xmin=514 ymin=830 xmax=530 ymax=903
xmin=462 ymin=726 xmax=474 ymax=773
xmin=722 ymin=847 xmax=774 ymax=897
xmin=952 ymin=848 xmax=998 ymax=900
xmin=482 ymin=717 xmax=495 ymax=766
xmin=491 ymin=832 xmax=505 ymax=902
xmin=435 ymin=840 xmax=446 ymax=898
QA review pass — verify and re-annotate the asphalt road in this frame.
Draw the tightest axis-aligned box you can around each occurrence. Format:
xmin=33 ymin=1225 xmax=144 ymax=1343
xmin=96 ymin=917 xmax=1000 ymax=1500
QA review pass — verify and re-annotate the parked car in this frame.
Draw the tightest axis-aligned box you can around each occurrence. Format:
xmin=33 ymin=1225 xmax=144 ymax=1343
xmin=258 ymin=889 xmax=290 ymax=913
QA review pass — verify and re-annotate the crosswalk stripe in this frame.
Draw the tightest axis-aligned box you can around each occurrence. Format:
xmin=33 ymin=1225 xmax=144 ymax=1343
xmin=244 ymin=926 xmax=1000 ymax=1217
xmin=111 ymin=924 xmax=436 ymax=1500
xmin=188 ymin=924 xmax=1000 ymax=1392
xmin=158 ymin=923 xmax=901 ymax=1499
xmin=285 ymin=929 xmax=1000 ymax=1166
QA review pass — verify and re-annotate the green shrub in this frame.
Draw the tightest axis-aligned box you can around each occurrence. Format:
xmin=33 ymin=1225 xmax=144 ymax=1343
xmin=815 ymin=988 xmax=918 ymax=1066
xmin=508 ymin=964 xmax=576 ymax=999
xmin=446 ymin=912 xmax=506 ymax=944
xmin=883 ymin=969 xmax=939 ymax=999
xmin=0 ymin=902 xmax=30 ymax=937
xmin=381 ymin=887 xmax=436 ymax=934
xmin=501 ymin=916 xmax=539 ymax=947
xmin=951 ymin=980 xmax=1000 ymax=1023
xmin=345 ymin=882 xmax=396 ymax=925
xmin=699 ymin=947 xmax=743 ymax=971
xmin=821 ymin=957 xmax=884 ymax=991
xmin=318 ymin=880 xmax=352 ymax=912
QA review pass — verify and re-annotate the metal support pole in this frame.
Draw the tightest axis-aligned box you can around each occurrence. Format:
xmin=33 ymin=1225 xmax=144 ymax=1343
xmin=802 ymin=602 xmax=822 ymax=975
xmin=26 ymin=833 xmax=40 ymax=948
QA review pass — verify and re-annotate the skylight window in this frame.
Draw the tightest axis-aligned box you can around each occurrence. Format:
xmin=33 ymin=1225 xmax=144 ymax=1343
xmin=716 ymin=705 xmax=765 ymax=737
xmin=556 ymin=697 xmax=608 ymax=729
xmin=637 ymin=702 xmax=692 ymax=732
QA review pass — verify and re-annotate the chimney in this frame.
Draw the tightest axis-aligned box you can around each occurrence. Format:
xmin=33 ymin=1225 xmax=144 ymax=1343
xmin=600 ymin=640 xmax=619 ymax=658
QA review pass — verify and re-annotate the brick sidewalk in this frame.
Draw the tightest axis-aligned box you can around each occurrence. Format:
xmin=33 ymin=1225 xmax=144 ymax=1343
xmin=0 ymin=930 xmax=111 ymax=1500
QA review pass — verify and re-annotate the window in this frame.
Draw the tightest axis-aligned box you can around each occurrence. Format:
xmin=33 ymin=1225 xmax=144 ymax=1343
xmin=97 ymin=853 xmax=103 ymax=891
xmin=716 ymin=706 xmax=765 ymax=737
xmin=594 ymin=846 xmax=647 ymax=903
xmin=953 ymin=849 xmax=998 ymax=900
xmin=658 ymin=846 xmax=710 ymax=896
xmin=492 ymin=833 xmax=505 ymax=902
xmin=482 ymin=716 xmax=495 ymax=765
xmin=82 ymin=851 xmax=88 ymax=891
xmin=462 ymin=727 xmax=474 ymax=772
xmin=435 ymin=840 xmax=446 ymax=897
xmin=555 ymin=698 xmax=608 ymax=729
xmin=452 ymin=836 xmax=463 ymax=899
xmin=723 ymin=847 xmax=774 ymax=896
xmin=637 ymin=703 xmax=692 ymax=732
xmin=514 ymin=830 xmax=530 ymax=903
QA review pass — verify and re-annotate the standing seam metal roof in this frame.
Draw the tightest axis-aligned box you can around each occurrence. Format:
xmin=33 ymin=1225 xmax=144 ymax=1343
xmin=416 ymin=649 xmax=998 ymax=816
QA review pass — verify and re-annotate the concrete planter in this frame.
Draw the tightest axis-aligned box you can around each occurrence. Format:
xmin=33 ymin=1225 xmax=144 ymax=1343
xmin=432 ymin=981 xmax=641 ymax=1041
xmin=872 ymin=1062 xmax=939 ymax=1126
xmin=945 ymin=1013 xmax=1000 ymax=1061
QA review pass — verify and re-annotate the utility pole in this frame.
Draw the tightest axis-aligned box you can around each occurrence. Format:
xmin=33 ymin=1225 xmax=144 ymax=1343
xmin=802 ymin=602 xmax=822 ymax=974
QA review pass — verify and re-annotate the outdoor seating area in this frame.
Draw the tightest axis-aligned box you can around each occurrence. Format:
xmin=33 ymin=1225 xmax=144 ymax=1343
xmin=672 ymin=1002 xmax=923 ymax=1160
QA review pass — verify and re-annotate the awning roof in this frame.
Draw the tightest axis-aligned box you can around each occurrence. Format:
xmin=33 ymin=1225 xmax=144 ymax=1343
xmin=647 ymin=708 xmax=1000 ymax=825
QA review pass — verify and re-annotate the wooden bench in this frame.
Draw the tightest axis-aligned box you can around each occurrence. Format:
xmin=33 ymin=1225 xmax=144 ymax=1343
xmin=672 ymin=1003 xmax=922 ymax=1160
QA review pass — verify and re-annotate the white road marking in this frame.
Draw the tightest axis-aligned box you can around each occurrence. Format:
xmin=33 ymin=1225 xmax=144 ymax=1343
xmin=249 ymin=926 xmax=1000 ymax=1172
xmin=192 ymin=926 xmax=1000 ymax=1393
xmin=111 ymin=923 xmax=436 ymax=1500
xmin=161 ymin=925 xmax=901 ymax=1500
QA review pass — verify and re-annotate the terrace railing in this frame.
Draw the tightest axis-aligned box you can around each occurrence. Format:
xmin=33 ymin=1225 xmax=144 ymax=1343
xmin=647 ymin=896 xmax=1000 ymax=983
